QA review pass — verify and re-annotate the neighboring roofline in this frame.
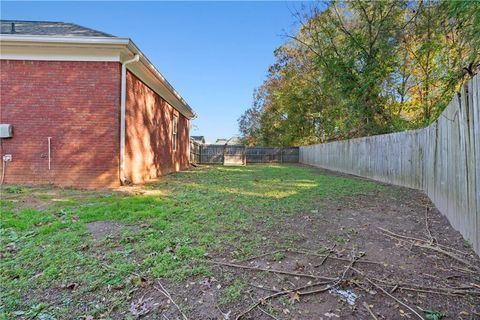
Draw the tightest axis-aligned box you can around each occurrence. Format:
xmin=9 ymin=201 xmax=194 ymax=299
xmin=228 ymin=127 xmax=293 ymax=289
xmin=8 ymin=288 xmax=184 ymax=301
xmin=0 ymin=34 xmax=196 ymax=119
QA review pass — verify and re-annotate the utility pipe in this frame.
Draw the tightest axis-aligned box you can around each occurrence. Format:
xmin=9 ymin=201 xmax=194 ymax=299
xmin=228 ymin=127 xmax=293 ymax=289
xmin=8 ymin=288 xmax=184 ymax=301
xmin=119 ymin=54 xmax=139 ymax=184
xmin=48 ymin=137 xmax=52 ymax=170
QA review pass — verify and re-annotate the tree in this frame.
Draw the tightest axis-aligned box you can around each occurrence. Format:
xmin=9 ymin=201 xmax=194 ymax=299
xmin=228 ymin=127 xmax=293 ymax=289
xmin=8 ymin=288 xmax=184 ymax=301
xmin=238 ymin=0 xmax=480 ymax=146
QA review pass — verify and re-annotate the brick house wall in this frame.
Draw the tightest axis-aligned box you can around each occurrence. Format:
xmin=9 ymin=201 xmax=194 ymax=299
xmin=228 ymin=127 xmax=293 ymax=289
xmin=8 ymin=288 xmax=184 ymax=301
xmin=0 ymin=60 xmax=121 ymax=188
xmin=124 ymin=71 xmax=190 ymax=184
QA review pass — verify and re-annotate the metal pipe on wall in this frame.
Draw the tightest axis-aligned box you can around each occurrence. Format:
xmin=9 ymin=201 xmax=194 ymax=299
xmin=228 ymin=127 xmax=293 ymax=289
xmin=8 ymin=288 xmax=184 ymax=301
xmin=119 ymin=54 xmax=139 ymax=184
xmin=48 ymin=137 xmax=52 ymax=170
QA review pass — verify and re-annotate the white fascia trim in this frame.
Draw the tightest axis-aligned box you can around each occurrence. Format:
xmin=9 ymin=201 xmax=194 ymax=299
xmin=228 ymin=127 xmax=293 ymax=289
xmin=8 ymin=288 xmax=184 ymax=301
xmin=0 ymin=34 xmax=196 ymax=119
xmin=0 ymin=34 xmax=130 ymax=46
xmin=0 ymin=46 xmax=121 ymax=62
xmin=125 ymin=40 xmax=196 ymax=119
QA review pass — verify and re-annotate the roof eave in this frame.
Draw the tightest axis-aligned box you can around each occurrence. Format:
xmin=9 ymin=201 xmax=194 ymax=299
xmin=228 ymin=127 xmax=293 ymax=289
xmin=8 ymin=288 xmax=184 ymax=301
xmin=125 ymin=40 xmax=196 ymax=119
xmin=0 ymin=34 xmax=197 ymax=120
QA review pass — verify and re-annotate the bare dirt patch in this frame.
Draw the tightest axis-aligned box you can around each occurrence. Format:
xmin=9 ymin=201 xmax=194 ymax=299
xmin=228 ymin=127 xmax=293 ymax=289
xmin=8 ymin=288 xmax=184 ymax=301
xmin=86 ymin=221 xmax=126 ymax=241
xmin=126 ymin=168 xmax=480 ymax=320
xmin=3 ymin=165 xmax=479 ymax=320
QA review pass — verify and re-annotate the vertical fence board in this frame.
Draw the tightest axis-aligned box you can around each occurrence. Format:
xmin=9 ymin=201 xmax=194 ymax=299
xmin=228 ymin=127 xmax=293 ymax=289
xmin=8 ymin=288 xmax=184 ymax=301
xmin=189 ymin=140 xmax=201 ymax=164
xmin=299 ymin=74 xmax=480 ymax=254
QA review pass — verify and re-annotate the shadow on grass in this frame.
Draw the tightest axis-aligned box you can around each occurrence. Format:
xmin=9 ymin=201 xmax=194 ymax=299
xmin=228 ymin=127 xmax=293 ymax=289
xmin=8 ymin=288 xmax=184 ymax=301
xmin=0 ymin=164 xmax=381 ymax=318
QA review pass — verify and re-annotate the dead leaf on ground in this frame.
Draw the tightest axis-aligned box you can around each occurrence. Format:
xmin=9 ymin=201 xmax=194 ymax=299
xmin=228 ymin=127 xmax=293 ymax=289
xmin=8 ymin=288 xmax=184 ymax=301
xmin=63 ymin=282 xmax=79 ymax=291
xmin=289 ymin=291 xmax=301 ymax=304
xmin=129 ymin=295 xmax=155 ymax=318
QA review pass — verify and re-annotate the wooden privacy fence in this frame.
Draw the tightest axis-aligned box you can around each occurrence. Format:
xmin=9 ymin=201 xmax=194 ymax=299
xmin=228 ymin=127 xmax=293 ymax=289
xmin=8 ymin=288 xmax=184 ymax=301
xmin=246 ymin=147 xmax=300 ymax=163
xmin=300 ymin=74 xmax=480 ymax=255
xmin=192 ymin=145 xmax=299 ymax=165
xmin=189 ymin=140 xmax=201 ymax=164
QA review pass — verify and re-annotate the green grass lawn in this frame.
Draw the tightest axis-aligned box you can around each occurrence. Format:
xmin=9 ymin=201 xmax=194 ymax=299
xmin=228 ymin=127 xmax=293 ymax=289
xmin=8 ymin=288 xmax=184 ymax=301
xmin=0 ymin=164 xmax=379 ymax=319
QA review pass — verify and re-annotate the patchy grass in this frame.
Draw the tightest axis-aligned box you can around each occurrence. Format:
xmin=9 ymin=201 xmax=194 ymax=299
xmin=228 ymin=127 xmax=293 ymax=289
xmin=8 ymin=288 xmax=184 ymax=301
xmin=222 ymin=279 xmax=248 ymax=304
xmin=0 ymin=164 xmax=379 ymax=319
xmin=2 ymin=186 xmax=25 ymax=194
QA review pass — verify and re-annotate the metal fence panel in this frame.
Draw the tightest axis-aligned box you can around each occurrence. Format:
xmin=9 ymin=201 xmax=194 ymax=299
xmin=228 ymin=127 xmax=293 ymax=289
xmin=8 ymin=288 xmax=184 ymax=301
xmin=194 ymin=145 xmax=299 ymax=165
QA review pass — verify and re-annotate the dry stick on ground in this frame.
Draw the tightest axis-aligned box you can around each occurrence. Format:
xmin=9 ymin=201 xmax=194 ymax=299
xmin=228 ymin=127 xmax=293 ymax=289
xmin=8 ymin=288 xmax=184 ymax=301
xmin=386 ymin=285 xmax=479 ymax=297
xmin=234 ymin=280 xmax=334 ymax=320
xmin=154 ymin=281 xmax=188 ymax=320
xmin=378 ymin=228 xmax=479 ymax=271
xmin=377 ymin=227 xmax=469 ymax=256
xmin=249 ymin=293 xmax=280 ymax=320
xmin=206 ymin=260 xmax=336 ymax=281
xmin=424 ymin=206 xmax=435 ymax=244
xmin=351 ymin=267 xmax=424 ymax=320
xmin=450 ymin=265 xmax=479 ymax=274
xmin=363 ymin=301 xmax=379 ymax=320
xmin=237 ymin=249 xmax=287 ymax=263
xmin=315 ymin=243 xmax=336 ymax=267
xmin=249 ymin=283 xmax=281 ymax=293
xmin=237 ymin=248 xmax=382 ymax=266
xmin=371 ymin=278 xmax=480 ymax=297
xmin=235 ymin=253 xmax=363 ymax=320
xmin=216 ymin=304 xmax=231 ymax=320
xmin=292 ymin=249 xmax=382 ymax=265
xmin=390 ymin=284 xmax=399 ymax=294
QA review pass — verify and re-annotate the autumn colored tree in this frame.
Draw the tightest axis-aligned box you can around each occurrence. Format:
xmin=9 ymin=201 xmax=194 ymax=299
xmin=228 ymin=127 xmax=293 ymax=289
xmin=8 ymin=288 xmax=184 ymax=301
xmin=238 ymin=0 xmax=480 ymax=146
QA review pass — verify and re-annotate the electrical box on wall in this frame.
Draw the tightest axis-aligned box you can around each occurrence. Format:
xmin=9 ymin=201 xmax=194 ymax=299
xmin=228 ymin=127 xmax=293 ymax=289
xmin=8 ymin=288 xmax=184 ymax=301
xmin=0 ymin=124 xmax=13 ymax=138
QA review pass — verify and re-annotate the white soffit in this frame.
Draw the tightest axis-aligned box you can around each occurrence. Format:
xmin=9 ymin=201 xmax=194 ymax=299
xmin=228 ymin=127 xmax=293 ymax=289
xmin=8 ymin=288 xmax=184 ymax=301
xmin=0 ymin=34 xmax=196 ymax=119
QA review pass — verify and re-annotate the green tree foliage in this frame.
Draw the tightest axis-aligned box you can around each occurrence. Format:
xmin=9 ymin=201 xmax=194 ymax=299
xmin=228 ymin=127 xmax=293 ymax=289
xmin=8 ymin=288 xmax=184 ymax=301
xmin=238 ymin=0 xmax=480 ymax=146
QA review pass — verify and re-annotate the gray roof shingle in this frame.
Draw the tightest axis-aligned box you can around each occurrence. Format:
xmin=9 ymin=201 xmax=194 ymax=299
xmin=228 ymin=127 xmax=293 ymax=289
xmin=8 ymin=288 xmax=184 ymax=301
xmin=0 ymin=20 xmax=115 ymax=37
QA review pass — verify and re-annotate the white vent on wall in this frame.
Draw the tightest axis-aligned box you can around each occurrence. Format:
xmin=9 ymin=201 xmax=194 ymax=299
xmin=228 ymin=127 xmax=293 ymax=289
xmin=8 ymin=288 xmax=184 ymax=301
xmin=0 ymin=124 xmax=13 ymax=138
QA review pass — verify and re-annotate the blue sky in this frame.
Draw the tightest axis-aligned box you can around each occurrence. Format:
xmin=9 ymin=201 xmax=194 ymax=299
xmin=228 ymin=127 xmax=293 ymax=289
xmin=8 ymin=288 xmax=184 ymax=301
xmin=1 ymin=1 xmax=314 ymax=143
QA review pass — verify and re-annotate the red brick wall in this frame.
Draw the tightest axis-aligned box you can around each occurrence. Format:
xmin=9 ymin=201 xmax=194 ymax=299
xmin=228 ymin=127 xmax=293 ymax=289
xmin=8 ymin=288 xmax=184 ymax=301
xmin=125 ymin=71 xmax=189 ymax=184
xmin=0 ymin=60 xmax=121 ymax=188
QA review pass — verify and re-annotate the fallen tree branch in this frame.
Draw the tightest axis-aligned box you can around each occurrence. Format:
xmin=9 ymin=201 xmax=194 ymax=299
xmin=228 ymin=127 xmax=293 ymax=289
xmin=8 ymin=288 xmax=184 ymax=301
xmin=235 ymin=253 xmax=362 ymax=319
xmin=363 ymin=301 xmax=379 ymax=320
xmin=351 ymin=267 xmax=424 ymax=320
xmin=154 ymin=281 xmax=188 ymax=320
xmin=371 ymin=278 xmax=480 ymax=296
xmin=235 ymin=280 xmax=334 ymax=320
xmin=249 ymin=294 xmax=280 ymax=320
xmin=238 ymin=249 xmax=288 ymax=263
xmin=378 ymin=228 xmax=479 ymax=271
xmin=377 ymin=227 xmax=469 ymax=256
xmin=316 ymin=244 xmax=336 ymax=267
xmin=206 ymin=260 xmax=336 ymax=280
xmin=237 ymin=247 xmax=382 ymax=265
xmin=249 ymin=283 xmax=281 ymax=293
xmin=292 ymin=249 xmax=382 ymax=265
xmin=382 ymin=284 xmax=479 ymax=297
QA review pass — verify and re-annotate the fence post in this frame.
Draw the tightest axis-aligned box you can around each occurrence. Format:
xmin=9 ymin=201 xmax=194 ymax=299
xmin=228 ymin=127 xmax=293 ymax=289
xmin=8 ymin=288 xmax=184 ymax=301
xmin=244 ymin=146 xmax=247 ymax=165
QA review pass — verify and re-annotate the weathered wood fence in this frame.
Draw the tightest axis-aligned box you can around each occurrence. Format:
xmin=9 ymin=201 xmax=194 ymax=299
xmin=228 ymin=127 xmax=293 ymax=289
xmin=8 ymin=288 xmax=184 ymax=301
xmin=192 ymin=145 xmax=299 ymax=165
xmin=300 ymin=75 xmax=480 ymax=255
xmin=190 ymin=140 xmax=201 ymax=164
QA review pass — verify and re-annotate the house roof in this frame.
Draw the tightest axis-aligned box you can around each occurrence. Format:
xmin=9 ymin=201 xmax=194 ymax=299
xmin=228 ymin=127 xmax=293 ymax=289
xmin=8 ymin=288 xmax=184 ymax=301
xmin=215 ymin=137 xmax=241 ymax=145
xmin=190 ymin=136 xmax=206 ymax=143
xmin=1 ymin=20 xmax=115 ymax=37
xmin=0 ymin=20 xmax=196 ymax=119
